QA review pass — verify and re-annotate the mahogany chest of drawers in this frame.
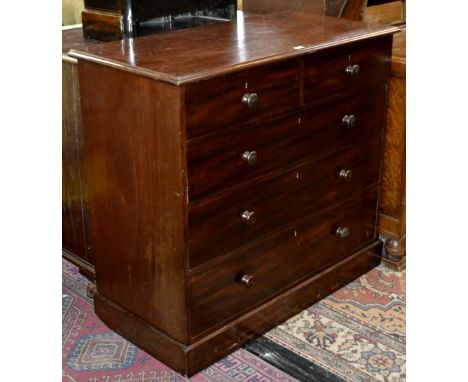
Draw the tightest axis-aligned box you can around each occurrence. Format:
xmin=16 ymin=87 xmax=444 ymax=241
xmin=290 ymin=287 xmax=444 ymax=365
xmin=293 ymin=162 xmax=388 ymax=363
xmin=70 ymin=11 xmax=399 ymax=376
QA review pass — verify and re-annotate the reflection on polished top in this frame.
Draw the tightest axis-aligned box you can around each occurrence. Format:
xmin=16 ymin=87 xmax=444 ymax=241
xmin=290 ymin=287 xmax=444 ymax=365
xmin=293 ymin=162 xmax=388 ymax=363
xmin=69 ymin=11 xmax=399 ymax=85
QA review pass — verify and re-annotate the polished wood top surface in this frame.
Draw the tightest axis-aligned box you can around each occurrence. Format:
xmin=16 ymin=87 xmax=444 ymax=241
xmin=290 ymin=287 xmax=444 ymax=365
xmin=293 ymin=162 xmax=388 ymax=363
xmin=69 ymin=11 xmax=399 ymax=85
xmin=62 ymin=25 xmax=103 ymax=62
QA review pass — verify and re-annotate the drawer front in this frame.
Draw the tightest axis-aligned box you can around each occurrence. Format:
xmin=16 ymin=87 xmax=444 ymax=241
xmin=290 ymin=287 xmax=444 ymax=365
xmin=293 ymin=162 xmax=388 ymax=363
xmin=189 ymin=136 xmax=382 ymax=267
xmin=187 ymin=87 xmax=386 ymax=200
xmin=185 ymin=60 xmax=300 ymax=139
xmin=303 ymin=36 xmax=392 ymax=104
xmin=189 ymin=188 xmax=378 ymax=336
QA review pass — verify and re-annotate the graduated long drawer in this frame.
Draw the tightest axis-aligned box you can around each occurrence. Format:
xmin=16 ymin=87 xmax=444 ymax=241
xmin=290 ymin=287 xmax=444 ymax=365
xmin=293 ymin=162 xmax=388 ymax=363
xmin=189 ymin=136 xmax=382 ymax=267
xmin=189 ymin=187 xmax=379 ymax=337
xmin=187 ymin=87 xmax=386 ymax=200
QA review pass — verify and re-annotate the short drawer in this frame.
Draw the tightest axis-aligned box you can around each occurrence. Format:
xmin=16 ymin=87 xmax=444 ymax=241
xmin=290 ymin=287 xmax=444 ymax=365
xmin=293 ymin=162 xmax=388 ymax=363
xmin=187 ymin=87 xmax=386 ymax=200
xmin=189 ymin=136 xmax=382 ymax=267
xmin=185 ymin=60 xmax=300 ymax=138
xmin=303 ymin=36 xmax=392 ymax=104
xmin=189 ymin=187 xmax=378 ymax=336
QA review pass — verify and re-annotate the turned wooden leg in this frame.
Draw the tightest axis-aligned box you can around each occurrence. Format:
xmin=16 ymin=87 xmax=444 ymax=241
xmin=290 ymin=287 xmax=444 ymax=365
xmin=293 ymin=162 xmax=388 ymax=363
xmin=385 ymin=236 xmax=406 ymax=261
xmin=382 ymin=236 xmax=406 ymax=271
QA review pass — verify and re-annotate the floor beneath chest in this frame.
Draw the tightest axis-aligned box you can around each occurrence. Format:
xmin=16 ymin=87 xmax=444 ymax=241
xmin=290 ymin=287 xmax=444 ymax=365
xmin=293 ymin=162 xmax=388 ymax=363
xmin=62 ymin=259 xmax=405 ymax=382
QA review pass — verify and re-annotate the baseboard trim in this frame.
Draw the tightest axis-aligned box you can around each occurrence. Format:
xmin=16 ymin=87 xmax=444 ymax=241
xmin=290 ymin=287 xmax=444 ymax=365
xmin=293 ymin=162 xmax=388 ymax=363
xmin=62 ymin=248 xmax=95 ymax=280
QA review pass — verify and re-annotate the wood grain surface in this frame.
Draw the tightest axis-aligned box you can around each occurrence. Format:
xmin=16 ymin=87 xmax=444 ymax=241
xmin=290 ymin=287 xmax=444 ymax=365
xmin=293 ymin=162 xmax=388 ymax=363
xmin=62 ymin=59 xmax=93 ymax=268
xmin=94 ymin=242 xmax=381 ymax=376
xmin=242 ymin=0 xmax=368 ymax=20
xmin=380 ymin=74 xmax=405 ymax=220
xmin=189 ymin=136 xmax=382 ymax=267
xmin=364 ymin=3 xmax=406 ymax=263
xmin=73 ymin=13 xmax=396 ymax=374
xmin=62 ymin=27 xmax=105 ymax=277
xmin=78 ymin=61 xmax=190 ymax=344
xmin=62 ymin=27 xmax=101 ymax=60
xmin=187 ymin=86 xmax=386 ymax=200
xmin=189 ymin=187 xmax=379 ymax=336
xmin=303 ymin=36 xmax=392 ymax=104
xmin=185 ymin=60 xmax=300 ymax=138
xmin=69 ymin=11 xmax=399 ymax=85
xmin=82 ymin=9 xmax=124 ymax=41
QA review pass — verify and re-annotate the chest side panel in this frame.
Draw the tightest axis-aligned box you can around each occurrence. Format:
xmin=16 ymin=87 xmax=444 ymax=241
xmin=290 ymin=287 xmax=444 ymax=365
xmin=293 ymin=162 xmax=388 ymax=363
xmin=77 ymin=61 xmax=190 ymax=344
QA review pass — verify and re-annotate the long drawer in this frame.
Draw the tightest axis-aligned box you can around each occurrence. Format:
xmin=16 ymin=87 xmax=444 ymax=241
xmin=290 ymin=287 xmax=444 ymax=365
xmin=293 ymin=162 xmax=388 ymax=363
xmin=189 ymin=136 xmax=382 ymax=267
xmin=303 ymin=36 xmax=392 ymax=104
xmin=189 ymin=187 xmax=378 ymax=336
xmin=185 ymin=60 xmax=300 ymax=139
xmin=187 ymin=87 xmax=386 ymax=200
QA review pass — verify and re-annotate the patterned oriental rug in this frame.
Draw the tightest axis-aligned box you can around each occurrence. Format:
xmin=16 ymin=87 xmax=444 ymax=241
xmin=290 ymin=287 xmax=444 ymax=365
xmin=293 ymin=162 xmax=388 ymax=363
xmin=247 ymin=264 xmax=406 ymax=382
xmin=62 ymin=259 xmax=405 ymax=382
xmin=62 ymin=259 xmax=296 ymax=382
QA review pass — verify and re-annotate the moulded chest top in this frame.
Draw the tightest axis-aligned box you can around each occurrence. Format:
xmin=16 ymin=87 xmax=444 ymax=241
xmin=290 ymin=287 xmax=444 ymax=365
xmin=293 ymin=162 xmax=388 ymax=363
xmin=69 ymin=11 xmax=400 ymax=85
xmin=62 ymin=26 xmax=101 ymax=63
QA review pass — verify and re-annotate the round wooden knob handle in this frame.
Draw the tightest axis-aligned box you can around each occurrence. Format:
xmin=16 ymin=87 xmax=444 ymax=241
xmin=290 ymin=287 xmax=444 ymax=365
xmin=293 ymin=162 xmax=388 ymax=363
xmin=336 ymin=227 xmax=350 ymax=239
xmin=242 ymin=93 xmax=259 ymax=108
xmin=242 ymin=150 xmax=257 ymax=166
xmin=241 ymin=210 xmax=257 ymax=225
xmin=240 ymin=274 xmax=255 ymax=287
xmin=339 ymin=169 xmax=353 ymax=181
xmin=342 ymin=114 xmax=356 ymax=128
xmin=345 ymin=64 xmax=360 ymax=76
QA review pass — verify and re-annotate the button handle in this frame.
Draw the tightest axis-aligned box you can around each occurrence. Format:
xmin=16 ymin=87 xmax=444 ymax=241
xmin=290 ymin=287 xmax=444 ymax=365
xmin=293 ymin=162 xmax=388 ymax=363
xmin=336 ymin=227 xmax=350 ymax=239
xmin=242 ymin=93 xmax=259 ymax=108
xmin=242 ymin=150 xmax=257 ymax=166
xmin=342 ymin=114 xmax=356 ymax=129
xmin=339 ymin=169 xmax=353 ymax=181
xmin=240 ymin=274 xmax=255 ymax=287
xmin=345 ymin=64 xmax=360 ymax=76
xmin=241 ymin=210 xmax=257 ymax=225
